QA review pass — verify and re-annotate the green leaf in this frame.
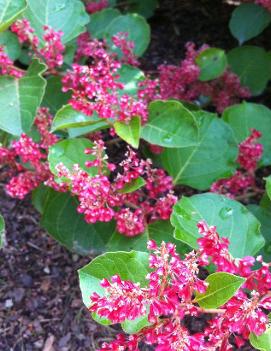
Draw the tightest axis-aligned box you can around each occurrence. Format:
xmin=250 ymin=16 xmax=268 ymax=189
xmin=250 ymin=328 xmax=271 ymax=351
xmin=0 ymin=0 xmax=27 ymax=32
xmin=106 ymin=220 xmax=189 ymax=255
xmin=160 ymin=111 xmax=238 ymax=189
xmin=25 ymin=0 xmax=89 ymax=44
xmin=0 ymin=213 xmax=5 ymax=248
xmin=105 ymin=13 xmax=150 ymax=56
xmin=195 ymin=272 xmax=245 ymax=309
xmin=229 ymin=3 xmax=271 ymax=44
xmin=266 ymin=176 xmax=271 ymax=200
xmin=0 ymin=59 xmax=47 ymax=135
xmin=117 ymin=64 xmax=145 ymax=96
xmin=48 ymin=138 xmax=97 ymax=176
xmin=222 ymin=102 xmax=271 ymax=166
xmin=119 ymin=177 xmax=146 ymax=194
xmin=78 ymin=250 xmax=150 ymax=308
xmin=248 ymin=203 xmax=271 ymax=262
xmin=228 ymin=46 xmax=271 ymax=95
xmin=122 ymin=314 xmax=151 ymax=334
xmin=141 ymin=100 xmax=199 ymax=148
xmin=0 ymin=31 xmax=21 ymax=60
xmin=87 ymin=8 xmax=121 ymax=38
xmin=63 ymin=39 xmax=77 ymax=66
xmin=171 ymin=193 xmax=264 ymax=257
xmin=32 ymin=184 xmax=52 ymax=214
xmin=196 ymin=48 xmax=227 ymax=81
xmin=124 ymin=0 xmax=158 ymax=18
xmin=68 ymin=122 xmax=109 ymax=138
xmin=51 ymin=105 xmax=109 ymax=132
xmin=42 ymin=76 xmax=71 ymax=114
xmin=41 ymin=190 xmax=116 ymax=255
xmin=114 ymin=116 xmax=141 ymax=148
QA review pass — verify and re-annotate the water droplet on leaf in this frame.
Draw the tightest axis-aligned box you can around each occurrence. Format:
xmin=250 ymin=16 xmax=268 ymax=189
xmin=162 ymin=134 xmax=173 ymax=144
xmin=175 ymin=207 xmax=191 ymax=220
xmin=219 ymin=207 xmax=233 ymax=219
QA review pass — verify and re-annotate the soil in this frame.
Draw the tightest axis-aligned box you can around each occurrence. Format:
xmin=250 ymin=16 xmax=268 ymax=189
xmin=1 ymin=0 xmax=270 ymax=350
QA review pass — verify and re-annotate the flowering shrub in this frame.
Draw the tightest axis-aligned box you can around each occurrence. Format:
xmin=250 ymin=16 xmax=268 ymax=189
xmin=0 ymin=0 xmax=271 ymax=349
xmin=79 ymin=221 xmax=271 ymax=350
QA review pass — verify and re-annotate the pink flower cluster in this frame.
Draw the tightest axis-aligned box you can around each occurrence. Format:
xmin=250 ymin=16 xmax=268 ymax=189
xmin=86 ymin=0 xmax=108 ymax=14
xmin=112 ymin=32 xmax=139 ymax=66
xmin=90 ymin=221 xmax=271 ymax=351
xmin=0 ymin=108 xmax=63 ymax=199
xmin=0 ymin=46 xmax=24 ymax=78
xmin=256 ymin=0 xmax=271 ymax=11
xmin=63 ymin=35 xmax=147 ymax=123
xmin=139 ymin=42 xmax=250 ymax=113
xmin=211 ymin=129 xmax=263 ymax=198
xmin=55 ymin=144 xmax=176 ymax=236
xmin=11 ymin=19 xmax=64 ymax=70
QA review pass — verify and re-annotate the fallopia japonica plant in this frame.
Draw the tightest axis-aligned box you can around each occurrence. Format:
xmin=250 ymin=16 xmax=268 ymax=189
xmin=1 ymin=0 xmax=271 ymax=349
xmin=78 ymin=221 xmax=271 ymax=350
xmin=0 ymin=0 xmax=271 ymax=256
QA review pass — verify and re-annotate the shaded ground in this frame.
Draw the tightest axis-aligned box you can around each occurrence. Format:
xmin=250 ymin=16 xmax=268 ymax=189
xmin=2 ymin=0 xmax=270 ymax=349
xmin=0 ymin=187 xmax=119 ymax=351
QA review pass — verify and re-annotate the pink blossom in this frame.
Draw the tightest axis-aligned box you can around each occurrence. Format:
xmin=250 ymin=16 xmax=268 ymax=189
xmin=90 ymin=222 xmax=271 ymax=350
xmin=86 ymin=0 xmax=108 ymax=14
xmin=211 ymin=129 xmax=263 ymax=198
xmin=0 ymin=46 xmax=24 ymax=78
xmin=111 ymin=32 xmax=139 ymax=66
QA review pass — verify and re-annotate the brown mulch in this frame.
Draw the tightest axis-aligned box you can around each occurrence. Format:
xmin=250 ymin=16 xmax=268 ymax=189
xmin=0 ymin=186 xmax=118 ymax=351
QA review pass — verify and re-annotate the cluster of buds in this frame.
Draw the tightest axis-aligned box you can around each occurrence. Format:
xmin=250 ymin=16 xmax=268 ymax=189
xmin=0 ymin=108 xmax=64 ymax=199
xmin=138 ymin=42 xmax=250 ymax=113
xmin=0 ymin=46 xmax=24 ymax=78
xmin=211 ymin=129 xmax=263 ymax=198
xmin=62 ymin=34 xmax=148 ymax=123
xmin=256 ymin=0 xmax=271 ymax=11
xmin=54 ymin=143 xmax=176 ymax=236
xmin=11 ymin=19 xmax=64 ymax=70
xmin=112 ymin=32 xmax=139 ymax=66
xmin=90 ymin=221 xmax=271 ymax=350
xmin=85 ymin=0 xmax=108 ymax=14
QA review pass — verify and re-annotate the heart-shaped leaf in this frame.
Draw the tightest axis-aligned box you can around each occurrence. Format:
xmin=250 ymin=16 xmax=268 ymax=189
xmin=228 ymin=46 xmax=271 ymax=95
xmin=229 ymin=3 xmax=271 ymax=44
xmin=106 ymin=220 xmax=188 ymax=255
xmin=160 ymin=110 xmax=238 ymax=189
xmin=141 ymin=100 xmax=199 ymax=148
xmin=25 ymin=0 xmax=89 ymax=44
xmin=119 ymin=177 xmax=146 ymax=194
xmin=171 ymin=193 xmax=264 ymax=257
xmin=250 ymin=328 xmax=271 ymax=351
xmin=0 ymin=31 xmax=21 ymax=60
xmin=87 ymin=8 xmax=121 ymax=38
xmin=117 ymin=64 xmax=145 ymax=96
xmin=114 ymin=116 xmax=141 ymax=148
xmin=48 ymin=138 xmax=97 ymax=176
xmin=51 ymin=105 xmax=108 ymax=132
xmin=105 ymin=13 xmax=150 ymax=56
xmin=195 ymin=272 xmax=245 ymax=309
xmin=0 ymin=59 xmax=46 ymax=135
xmin=78 ymin=250 xmax=150 ymax=307
xmin=196 ymin=48 xmax=227 ymax=81
xmin=41 ymin=189 xmax=116 ymax=255
xmin=222 ymin=102 xmax=271 ymax=166
xmin=0 ymin=0 xmax=27 ymax=32
xmin=42 ymin=77 xmax=71 ymax=114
